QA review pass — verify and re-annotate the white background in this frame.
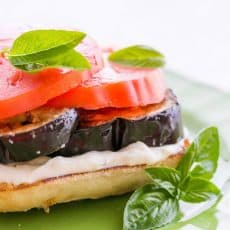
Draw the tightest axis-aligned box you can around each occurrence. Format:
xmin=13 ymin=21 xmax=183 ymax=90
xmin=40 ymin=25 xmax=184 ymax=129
xmin=0 ymin=0 xmax=230 ymax=92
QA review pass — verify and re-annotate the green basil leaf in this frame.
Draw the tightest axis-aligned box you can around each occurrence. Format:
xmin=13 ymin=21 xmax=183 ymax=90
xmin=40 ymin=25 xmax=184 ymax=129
xmin=190 ymin=127 xmax=219 ymax=179
xmin=177 ymin=127 xmax=219 ymax=179
xmin=8 ymin=29 xmax=90 ymax=71
xmin=176 ymin=142 xmax=196 ymax=179
xmin=180 ymin=176 xmax=220 ymax=203
xmin=108 ymin=45 xmax=165 ymax=68
xmin=13 ymin=49 xmax=90 ymax=71
xmin=145 ymin=167 xmax=181 ymax=197
xmin=123 ymin=184 xmax=180 ymax=230
xmin=9 ymin=45 xmax=71 ymax=66
xmin=10 ymin=30 xmax=85 ymax=57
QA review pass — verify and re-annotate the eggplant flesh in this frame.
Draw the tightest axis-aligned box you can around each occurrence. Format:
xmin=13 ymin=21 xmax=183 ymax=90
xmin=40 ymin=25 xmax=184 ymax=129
xmin=59 ymin=89 xmax=183 ymax=157
xmin=0 ymin=108 xmax=78 ymax=162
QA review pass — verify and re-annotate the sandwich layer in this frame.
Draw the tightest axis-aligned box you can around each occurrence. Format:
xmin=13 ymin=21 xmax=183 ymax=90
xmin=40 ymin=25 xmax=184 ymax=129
xmin=0 ymin=140 xmax=188 ymax=212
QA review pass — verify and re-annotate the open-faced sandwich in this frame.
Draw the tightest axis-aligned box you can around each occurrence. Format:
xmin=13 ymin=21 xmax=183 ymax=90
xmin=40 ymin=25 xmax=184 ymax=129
xmin=0 ymin=29 xmax=221 ymax=230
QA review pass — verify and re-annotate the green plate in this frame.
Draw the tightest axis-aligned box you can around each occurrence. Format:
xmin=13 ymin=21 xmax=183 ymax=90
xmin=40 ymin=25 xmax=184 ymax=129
xmin=0 ymin=71 xmax=229 ymax=230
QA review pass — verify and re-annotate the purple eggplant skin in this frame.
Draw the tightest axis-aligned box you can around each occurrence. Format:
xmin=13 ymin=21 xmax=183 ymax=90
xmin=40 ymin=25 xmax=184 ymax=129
xmin=119 ymin=90 xmax=183 ymax=148
xmin=58 ymin=120 xmax=116 ymax=157
xmin=0 ymin=108 xmax=78 ymax=162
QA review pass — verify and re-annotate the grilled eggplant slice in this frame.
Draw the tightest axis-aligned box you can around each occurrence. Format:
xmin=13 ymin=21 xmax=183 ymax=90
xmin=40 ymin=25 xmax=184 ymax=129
xmin=60 ymin=120 xmax=115 ymax=156
xmin=60 ymin=89 xmax=183 ymax=156
xmin=119 ymin=91 xmax=183 ymax=148
xmin=0 ymin=108 xmax=78 ymax=162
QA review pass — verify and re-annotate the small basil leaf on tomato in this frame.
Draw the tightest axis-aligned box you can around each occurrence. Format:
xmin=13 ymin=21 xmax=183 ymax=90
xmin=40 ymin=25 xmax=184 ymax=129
xmin=108 ymin=45 xmax=165 ymax=68
xmin=13 ymin=49 xmax=90 ymax=72
xmin=9 ymin=29 xmax=90 ymax=71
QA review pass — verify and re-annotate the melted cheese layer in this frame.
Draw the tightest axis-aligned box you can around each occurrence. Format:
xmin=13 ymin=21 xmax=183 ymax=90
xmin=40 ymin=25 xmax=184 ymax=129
xmin=0 ymin=141 xmax=184 ymax=185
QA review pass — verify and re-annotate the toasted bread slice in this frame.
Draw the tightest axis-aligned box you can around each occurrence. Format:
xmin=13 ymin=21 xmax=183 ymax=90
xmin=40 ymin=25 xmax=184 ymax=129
xmin=0 ymin=150 xmax=184 ymax=212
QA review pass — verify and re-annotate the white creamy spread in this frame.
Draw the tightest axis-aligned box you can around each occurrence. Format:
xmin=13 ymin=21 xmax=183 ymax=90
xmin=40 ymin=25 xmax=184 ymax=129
xmin=0 ymin=141 xmax=184 ymax=185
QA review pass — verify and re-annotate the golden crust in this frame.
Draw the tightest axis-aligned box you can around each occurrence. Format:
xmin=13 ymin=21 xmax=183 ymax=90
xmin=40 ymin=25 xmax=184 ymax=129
xmin=0 ymin=152 xmax=183 ymax=213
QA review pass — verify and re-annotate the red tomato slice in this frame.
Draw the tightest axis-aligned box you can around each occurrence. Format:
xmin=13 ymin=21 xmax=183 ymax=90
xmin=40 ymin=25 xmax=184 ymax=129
xmin=48 ymin=66 xmax=167 ymax=109
xmin=0 ymin=57 xmax=89 ymax=119
xmin=0 ymin=33 xmax=104 ymax=119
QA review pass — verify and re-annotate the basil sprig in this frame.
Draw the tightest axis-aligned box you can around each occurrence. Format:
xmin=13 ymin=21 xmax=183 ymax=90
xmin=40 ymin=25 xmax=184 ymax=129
xmin=8 ymin=30 xmax=91 ymax=71
xmin=177 ymin=127 xmax=219 ymax=180
xmin=108 ymin=45 xmax=165 ymax=68
xmin=123 ymin=127 xmax=220 ymax=230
